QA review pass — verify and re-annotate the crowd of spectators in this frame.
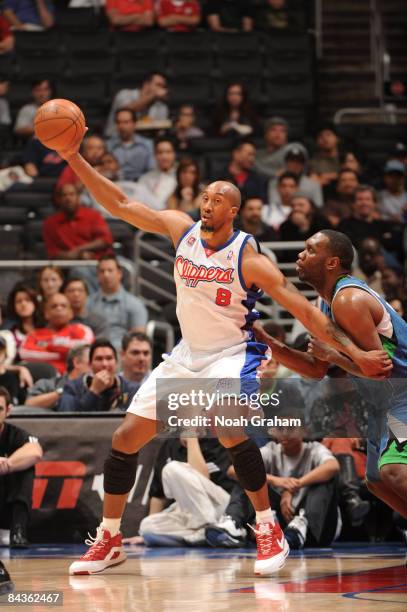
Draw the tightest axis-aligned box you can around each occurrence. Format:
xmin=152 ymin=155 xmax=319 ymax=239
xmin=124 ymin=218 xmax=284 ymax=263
xmin=0 ymin=0 xmax=406 ymax=551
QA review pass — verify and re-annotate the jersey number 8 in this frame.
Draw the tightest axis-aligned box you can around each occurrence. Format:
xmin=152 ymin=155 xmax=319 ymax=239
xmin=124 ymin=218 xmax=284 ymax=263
xmin=215 ymin=288 xmax=231 ymax=307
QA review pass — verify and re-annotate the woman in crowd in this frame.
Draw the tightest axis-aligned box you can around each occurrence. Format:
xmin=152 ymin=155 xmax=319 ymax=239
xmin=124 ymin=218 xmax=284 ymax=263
xmin=2 ymin=283 xmax=44 ymax=361
xmin=167 ymin=157 xmax=202 ymax=214
xmin=213 ymin=82 xmax=258 ymax=138
xmin=37 ymin=265 xmax=64 ymax=304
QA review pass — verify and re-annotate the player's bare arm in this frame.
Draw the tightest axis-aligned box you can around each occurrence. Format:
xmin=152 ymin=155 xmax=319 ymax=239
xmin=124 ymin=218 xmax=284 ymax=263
xmin=253 ymin=323 xmax=328 ymax=379
xmin=59 ymin=148 xmax=192 ymax=247
xmin=241 ymin=246 xmax=392 ymax=377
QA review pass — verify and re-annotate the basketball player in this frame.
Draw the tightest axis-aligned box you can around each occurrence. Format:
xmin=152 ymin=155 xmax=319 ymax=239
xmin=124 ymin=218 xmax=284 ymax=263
xmin=55 ymin=140 xmax=390 ymax=576
xmin=255 ymin=230 xmax=407 ymax=518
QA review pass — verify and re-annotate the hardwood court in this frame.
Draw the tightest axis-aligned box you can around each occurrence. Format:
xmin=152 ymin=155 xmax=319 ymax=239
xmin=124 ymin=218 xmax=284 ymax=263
xmin=1 ymin=544 xmax=406 ymax=611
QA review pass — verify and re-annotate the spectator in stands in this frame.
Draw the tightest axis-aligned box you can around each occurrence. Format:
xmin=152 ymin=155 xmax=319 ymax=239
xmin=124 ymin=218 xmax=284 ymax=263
xmin=309 ymin=126 xmax=341 ymax=187
xmin=0 ymin=386 xmax=42 ymax=548
xmin=43 ymin=183 xmax=113 ymax=260
xmin=206 ymin=0 xmax=254 ymax=32
xmin=139 ymin=137 xmax=177 ymax=208
xmin=20 ymin=292 xmax=94 ymax=374
xmin=213 ymin=82 xmax=258 ymax=138
xmin=269 ymin=146 xmax=323 ymax=208
xmin=218 ymin=140 xmax=267 ymax=202
xmin=0 ymin=79 xmax=11 ymax=126
xmin=105 ymin=73 xmax=169 ymax=138
xmin=341 ymin=151 xmax=363 ymax=177
xmin=0 ymin=337 xmax=25 ymax=405
xmin=337 ymin=185 xmax=383 ymax=248
xmin=22 ymin=137 xmax=66 ymax=178
xmin=0 ymin=11 xmax=14 ymax=54
xmin=107 ymin=109 xmax=155 ymax=182
xmin=262 ymin=171 xmax=298 ymax=229
xmin=2 ymin=283 xmax=44 ymax=362
xmin=167 ymin=157 xmax=201 ymax=213
xmin=14 ymin=79 xmax=52 ymax=139
xmin=279 ymin=193 xmax=330 ymax=246
xmin=58 ymin=338 xmax=139 ymax=412
xmin=137 ymin=437 xmax=234 ymax=546
xmin=56 ymin=134 xmax=106 ymax=191
xmin=63 ymin=278 xmax=109 ymax=338
xmin=381 ymin=267 xmax=407 ymax=304
xmin=353 ymin=237 xmax=385 ymax=295
xmin=81 ymin=151 xmax=161 ymax=214
xmin=171 ymin=104 xmax=204 ymax=151
xmin=254 ymin=0 xmax=289 ymax=30
xmin=255 ymin=116 xmax=305 ymax=180
xmin=379 ymin=160 xmax=407 ymax=221
xmin=209 ymin=412 xmax=340 ymax=549
xmin=105 ymin=0 xmax=153 ymax=32
xmin=235 ymin=197 xmax=278 ymax=242
xmin=323 ymin=168 xmax=359 ymax=226
xmin=37 ymin=266 xmax=64 ymax=305
xmin=391 ymin=142 xmax=407 ymax=172
xmin=88 ymin=256 xmax=148 ymax=350
xmin=25 ymin=343 xmax=90 ymax=410
xmin=156 ymin=0 xmax=201 ymax=31
xmin=120 ymin=331 xmax=152 ymax=384
xmin=3 ymin=0 xmax=54 ymax=31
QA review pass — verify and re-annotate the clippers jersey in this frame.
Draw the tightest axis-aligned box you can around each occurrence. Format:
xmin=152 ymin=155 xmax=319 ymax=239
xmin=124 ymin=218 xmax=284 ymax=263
xmin=175 ymin=222 xmax=262 ymax=353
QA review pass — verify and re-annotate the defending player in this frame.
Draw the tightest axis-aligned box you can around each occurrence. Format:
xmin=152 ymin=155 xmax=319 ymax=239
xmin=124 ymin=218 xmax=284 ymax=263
xmin=255 ymin=229 xmax=407 ymax=518
xmin=55 ymin=138 xmax=391 ymax=577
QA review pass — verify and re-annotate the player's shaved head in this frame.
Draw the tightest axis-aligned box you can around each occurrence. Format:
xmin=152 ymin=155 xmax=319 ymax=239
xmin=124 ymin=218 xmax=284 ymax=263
xmin=208 ymin=181 xmax=241 ymax=209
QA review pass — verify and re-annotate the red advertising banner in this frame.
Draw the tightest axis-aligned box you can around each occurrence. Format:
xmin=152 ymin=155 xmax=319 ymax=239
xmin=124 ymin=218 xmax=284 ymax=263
xmin=10 ymin=417 xmax=162 ymax=543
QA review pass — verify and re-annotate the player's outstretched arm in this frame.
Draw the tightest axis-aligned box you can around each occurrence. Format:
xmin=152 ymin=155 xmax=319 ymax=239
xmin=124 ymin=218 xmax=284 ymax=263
xmin=253 ymin=322 xmax=328 ymax=379
xmin=243 ymin=251 xmax=392 ymax=377
xmin=58 ymin=148 xmax=192 ymax=244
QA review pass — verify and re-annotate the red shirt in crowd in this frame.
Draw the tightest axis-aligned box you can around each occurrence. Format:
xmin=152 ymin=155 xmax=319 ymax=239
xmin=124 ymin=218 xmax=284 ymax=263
xmin=105 ymin=0 xmax=153 ymax=31
xmin=42 ymin=207 xmax=113 ymax=259
xmin=20 ymin=324 xmax=94 ymax=374
xmin=0 ymin=16 xmax=12 ymax=42
xmin=157 ymin=0 xmax=200 ymax=31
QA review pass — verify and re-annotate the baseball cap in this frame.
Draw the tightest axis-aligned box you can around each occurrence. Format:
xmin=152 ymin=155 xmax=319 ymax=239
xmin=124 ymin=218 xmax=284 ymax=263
xmin=265 ymin=116 xmax=289 ymax=131
xmin=285 ymin=145 xmax=307 ymax=162
xmin=384 ymin=159 xmax=406 ymax=174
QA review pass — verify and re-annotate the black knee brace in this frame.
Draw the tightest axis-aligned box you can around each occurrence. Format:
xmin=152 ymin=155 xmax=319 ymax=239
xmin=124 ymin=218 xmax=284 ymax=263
xmin=228 ymin=439 xmax=266 ymax=492
xmin=103 ymin=448 xmax=139 ymax=495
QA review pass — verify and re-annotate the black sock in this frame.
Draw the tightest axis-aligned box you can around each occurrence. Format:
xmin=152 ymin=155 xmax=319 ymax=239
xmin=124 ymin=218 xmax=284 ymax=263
xmin=12 ymin=502 xmax=29 ymax=530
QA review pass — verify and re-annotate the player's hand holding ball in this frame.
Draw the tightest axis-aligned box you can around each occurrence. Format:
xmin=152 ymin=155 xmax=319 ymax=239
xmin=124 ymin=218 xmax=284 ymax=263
xmin=34 ymin=98 xmax=87 ymax=159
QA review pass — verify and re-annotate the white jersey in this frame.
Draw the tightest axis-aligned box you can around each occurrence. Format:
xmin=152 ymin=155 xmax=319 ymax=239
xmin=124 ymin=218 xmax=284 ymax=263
xmin=174 ymin=222 xmax=262 ymax=353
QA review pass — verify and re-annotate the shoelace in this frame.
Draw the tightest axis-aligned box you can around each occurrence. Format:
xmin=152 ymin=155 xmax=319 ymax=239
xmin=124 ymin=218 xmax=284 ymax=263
xmin=248 ymin=523 xmax=274 ymax=556
xmin=83 ymin=528 xmax=108 ymax=558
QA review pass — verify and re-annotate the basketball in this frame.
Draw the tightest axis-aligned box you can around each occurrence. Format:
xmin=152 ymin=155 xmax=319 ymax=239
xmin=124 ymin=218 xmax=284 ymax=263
xmin=34 ymin=99 xmax=86 ymax=151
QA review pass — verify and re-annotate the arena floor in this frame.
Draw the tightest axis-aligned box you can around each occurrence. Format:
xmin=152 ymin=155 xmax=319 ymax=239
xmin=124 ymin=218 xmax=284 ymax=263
xmin=0 ymin=543 xmax=406 ymax=611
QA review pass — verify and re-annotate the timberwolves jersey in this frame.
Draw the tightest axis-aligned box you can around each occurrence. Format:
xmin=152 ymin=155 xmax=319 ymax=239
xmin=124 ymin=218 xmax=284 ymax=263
xmin=174 ymin=222 xmax=262 ymax=353
xmin=318 ymin=275 xmax=407 ymax=458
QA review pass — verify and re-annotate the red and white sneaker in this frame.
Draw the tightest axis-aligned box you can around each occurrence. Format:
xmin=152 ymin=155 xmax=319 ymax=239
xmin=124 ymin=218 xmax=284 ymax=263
xmin=250 ymin=521 xmax=289 ymax=576
xmin=69 ymin=528 xmax=127 ymax=575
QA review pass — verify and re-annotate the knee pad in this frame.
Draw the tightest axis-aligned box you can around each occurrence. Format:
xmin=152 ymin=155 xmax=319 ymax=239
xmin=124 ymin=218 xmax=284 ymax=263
xmin=228 ymin=439 xmax=266 ymax=492
xmin=104 ymin=448 xmax=139 ymax=495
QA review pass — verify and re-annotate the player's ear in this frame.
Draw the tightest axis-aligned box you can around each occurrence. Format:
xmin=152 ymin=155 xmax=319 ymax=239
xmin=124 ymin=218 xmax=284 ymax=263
xmin=326 ymin=256 xmax=340 ymax=271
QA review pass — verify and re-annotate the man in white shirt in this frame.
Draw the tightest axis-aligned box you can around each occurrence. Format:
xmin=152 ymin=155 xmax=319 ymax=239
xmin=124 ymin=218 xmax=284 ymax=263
xmin=138 ymin=137 xmax=177 ymax=209
xmin=262 ymin=171 xmax=298 ymax=230
xmin=206 ymin=409 xmax=340 ymax=550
